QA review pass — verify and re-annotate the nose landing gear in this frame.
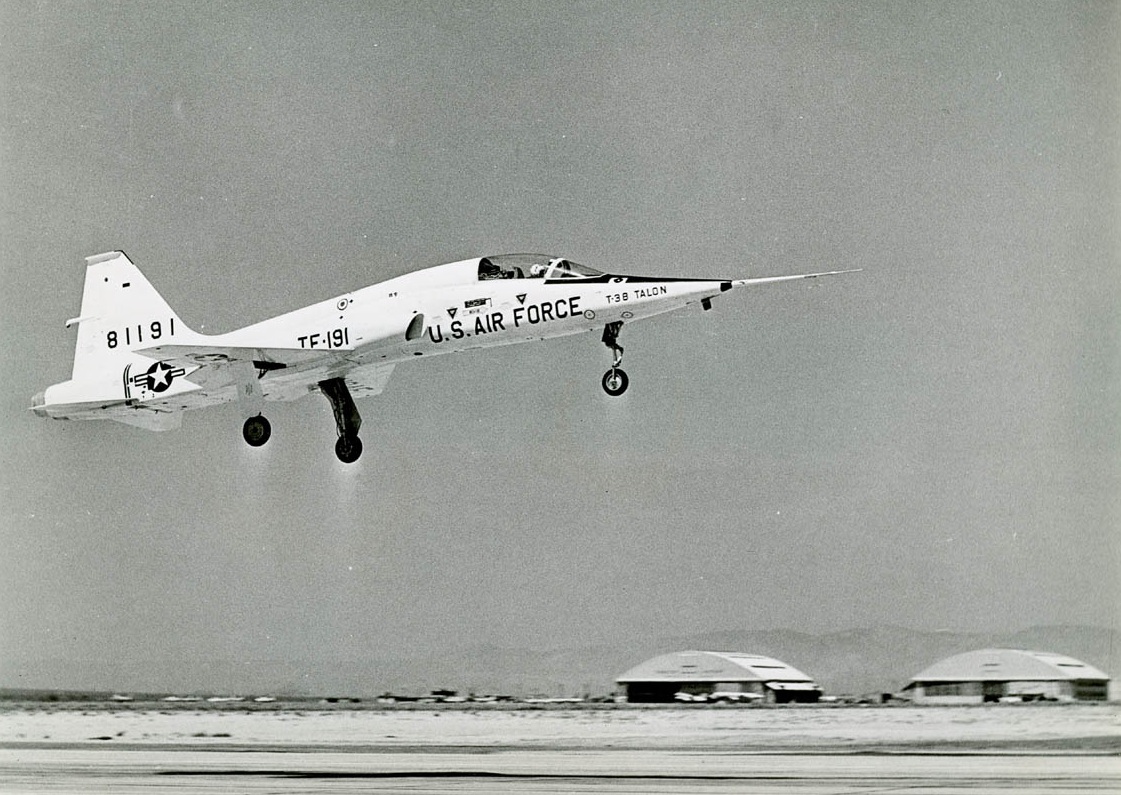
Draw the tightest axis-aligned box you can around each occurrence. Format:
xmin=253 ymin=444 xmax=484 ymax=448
xmin=319 ymin=377 xmax=363 ymax=463
xmin=601 ymin=321 xmax=629 ymax=396
xmin=602 ymin=367 xmax=629 ymax=396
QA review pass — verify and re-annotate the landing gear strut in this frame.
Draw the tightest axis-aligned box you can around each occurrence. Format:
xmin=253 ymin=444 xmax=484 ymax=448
xmin=601 ymin=321 xmax=629 ymax=396
xmin=242 ymin=414 xmax=271 ymax=447
xmin=319 ymin=377 xmax=363 ymax=463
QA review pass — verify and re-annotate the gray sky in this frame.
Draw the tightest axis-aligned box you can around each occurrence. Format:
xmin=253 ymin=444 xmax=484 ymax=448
xmin=1 ymin=1 xmax=1118 ymax=687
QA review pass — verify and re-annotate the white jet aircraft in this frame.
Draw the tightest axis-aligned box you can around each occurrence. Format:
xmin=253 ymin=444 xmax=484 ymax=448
xmin=33 ymin=251 xmax=857 ymax=462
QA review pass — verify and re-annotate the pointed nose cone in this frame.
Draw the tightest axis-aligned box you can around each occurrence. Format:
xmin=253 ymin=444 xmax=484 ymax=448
xmin=31 ymin=391 xmax=47 ymax=417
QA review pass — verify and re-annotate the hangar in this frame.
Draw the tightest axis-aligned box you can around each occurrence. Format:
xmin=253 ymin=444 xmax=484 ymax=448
xmin=903 ymin=649 xmax=1110 ymax=703
xmin=616 ymin=650 xmax=822 ymax=703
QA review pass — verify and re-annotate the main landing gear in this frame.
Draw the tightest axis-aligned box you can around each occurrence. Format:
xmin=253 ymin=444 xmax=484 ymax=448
xmin=319 ymin=377 xmax=363 ymax=463
xmin=237 ymin=377 xmax=362 ymax=463
xmin=601 ymin=321 xmax=629 ymax=397
xmin=240 ymin=362 xmax=275 ymax=451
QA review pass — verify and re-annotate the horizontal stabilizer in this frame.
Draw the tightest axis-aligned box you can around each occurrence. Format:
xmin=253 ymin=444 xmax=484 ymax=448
xmin=109 ymin=409 xmax=184 ymax=432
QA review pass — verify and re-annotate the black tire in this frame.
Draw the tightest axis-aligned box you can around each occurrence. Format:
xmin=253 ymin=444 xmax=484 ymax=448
xmin=242 ymin=415 xmax=271 ymax=447
xmin=335 ymin=433 xmax=363 ymax=463
xmin=602 ymin=367 xmax=629 ymax=396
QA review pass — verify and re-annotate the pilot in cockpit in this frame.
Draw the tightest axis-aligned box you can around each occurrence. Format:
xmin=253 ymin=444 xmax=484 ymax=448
xmin=529 ymin=263 xmax=549 ymax=278
xmin=479 ymin=259 xmax=502 ymax=280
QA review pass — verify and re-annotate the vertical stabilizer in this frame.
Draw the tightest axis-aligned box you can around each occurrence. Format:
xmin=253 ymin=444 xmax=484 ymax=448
xmin=69 ymin=251 xmax=195 ymax=379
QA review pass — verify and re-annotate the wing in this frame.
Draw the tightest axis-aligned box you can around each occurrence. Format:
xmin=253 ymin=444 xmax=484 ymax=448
xmin=134 ymin=343 xmax=325 ymax=370
xmin=135 ymin=342 xmax=401 ymax=405
xmin=344 ymin=362 xmax=396 ymax=398
xmin=136 ymin=312 xmax=425 ymax=371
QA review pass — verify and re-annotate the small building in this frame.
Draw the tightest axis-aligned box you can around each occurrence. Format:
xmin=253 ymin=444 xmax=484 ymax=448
xmin=616 ymin=650 xmax=822 ymax=703
xmin=903 ymin=649 xmax=1110 ymax=703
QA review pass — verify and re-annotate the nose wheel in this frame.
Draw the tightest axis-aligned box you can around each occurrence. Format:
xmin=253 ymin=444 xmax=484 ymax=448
xmin=601 ymin=321 xmax=629 ymax=396
xmin=602 ymin=367 xmax=629 ymax=396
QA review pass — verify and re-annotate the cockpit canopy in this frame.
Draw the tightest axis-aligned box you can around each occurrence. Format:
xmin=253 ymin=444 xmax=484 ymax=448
xmin=478 ymin=254 xmax=603 ymax=282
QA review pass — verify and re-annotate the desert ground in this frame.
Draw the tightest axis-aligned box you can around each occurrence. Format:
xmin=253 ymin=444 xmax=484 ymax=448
xmin=1 ymin=702 xmax=1118 ymax=793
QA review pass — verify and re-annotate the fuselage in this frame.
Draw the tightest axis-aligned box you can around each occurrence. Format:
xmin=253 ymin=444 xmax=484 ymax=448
xmin=211 ymin=255 xmax=729 ymax=401
xmin=334 ymin=256 xmax=727 ymax=356
xmin=33 ymin=254 xmax=731 ymax=420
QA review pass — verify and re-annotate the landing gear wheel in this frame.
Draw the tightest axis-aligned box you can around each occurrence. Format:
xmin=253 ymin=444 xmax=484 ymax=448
xmin=335 ymin=433 xmax=363 ymax=464
xmin=242 ymin=415 xmax=271 ymax=447
xmin=602 ymin=368 xmax=629 ymax=397
xmin=320 ymin=378 xmax=363 ymax=463
xmin=600 ymin=322 xmax=628 ymax=396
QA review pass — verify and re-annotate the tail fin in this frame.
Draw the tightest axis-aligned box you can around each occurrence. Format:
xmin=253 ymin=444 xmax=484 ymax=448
xmin=69 ymin=251 xmax=196 ymax=379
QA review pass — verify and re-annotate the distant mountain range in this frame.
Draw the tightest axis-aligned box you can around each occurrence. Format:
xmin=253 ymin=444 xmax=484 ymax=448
xmin=4 ymin=625 xmax=1116 ymax=699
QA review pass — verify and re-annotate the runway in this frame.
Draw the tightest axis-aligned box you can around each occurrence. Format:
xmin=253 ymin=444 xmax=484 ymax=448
xmin=2 ymin=704 xmax=1118 ymax=793
xmin=1 ymin=747 xmax=1119 ymax=793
